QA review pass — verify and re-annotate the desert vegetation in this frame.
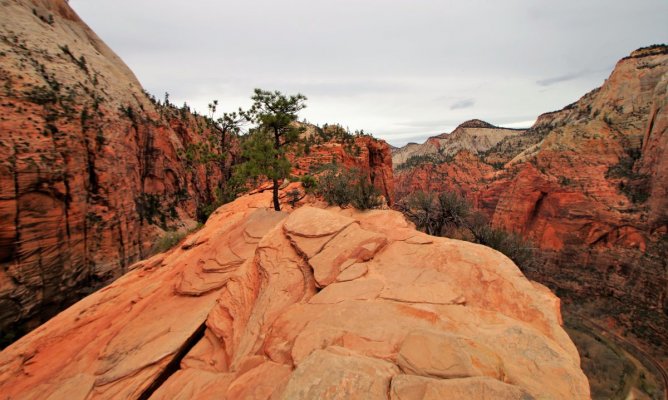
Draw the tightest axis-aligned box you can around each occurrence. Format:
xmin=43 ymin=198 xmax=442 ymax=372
xmin=397 ymin=190 xmax=539 ymax=273
xmin=315 ymin=164 xmax=383 ymax=210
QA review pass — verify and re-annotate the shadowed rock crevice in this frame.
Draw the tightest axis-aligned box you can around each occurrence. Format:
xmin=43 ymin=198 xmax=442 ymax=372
xmin=137 ymin=322 xmax=207 ymax=400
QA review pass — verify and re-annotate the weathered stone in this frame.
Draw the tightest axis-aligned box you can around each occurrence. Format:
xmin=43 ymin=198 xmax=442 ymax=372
xmin=0 ymin=193 xmax=589 ymax=399
xmin=390 ymin=375 xmax=535 ymax=400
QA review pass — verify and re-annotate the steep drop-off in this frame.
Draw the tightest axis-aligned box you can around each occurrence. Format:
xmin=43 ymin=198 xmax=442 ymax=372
xmin=395 ymin=45 xmax=668 ymax=355
xmin=0 ymin=185 xmax=589 ymax=399
xmin=0 ymin=0 xmax=236 ymax=339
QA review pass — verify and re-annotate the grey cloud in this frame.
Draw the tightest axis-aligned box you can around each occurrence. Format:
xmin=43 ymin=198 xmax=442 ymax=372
xmin=450 ymin=98 xmax=475 ymax=110
xmin=536 ymin=72 xmax=586 ymax=87
xmin=68 ymin=0 xmax=668 ymax=144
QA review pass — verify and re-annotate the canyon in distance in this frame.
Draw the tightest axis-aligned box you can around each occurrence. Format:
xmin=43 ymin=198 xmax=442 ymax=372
xmin=0 ymin=0 xmax=666 ymax=399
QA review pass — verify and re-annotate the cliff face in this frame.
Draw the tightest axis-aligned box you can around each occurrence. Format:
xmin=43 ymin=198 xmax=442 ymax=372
xmin=291 ymin=132 xmax=395 ymax=205
xmin=394 ymin=45 xmax=668 ymax=349
xmin=0 ymin=0 xmax=232 ymax=338
xmin=0 ymin=186 xmax=589 ymax=399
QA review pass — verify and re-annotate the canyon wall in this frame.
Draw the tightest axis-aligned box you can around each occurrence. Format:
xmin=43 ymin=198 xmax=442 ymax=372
xmin=0 ymin=0 xmax=233 ymax=339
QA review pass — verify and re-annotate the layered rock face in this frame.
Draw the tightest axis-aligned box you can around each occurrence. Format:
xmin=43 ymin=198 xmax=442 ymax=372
xmin=0 ymin=0 xmax=232 ymax=337
xmin=392 ymin=119 xmax=525 ymax=168
xmin=0 ymin=186 xmax=589 ymax=399
xmin=291 ymin=133 xmax=395 ymax=205
xmin=395 ymin=46 xmax=668 ymax=349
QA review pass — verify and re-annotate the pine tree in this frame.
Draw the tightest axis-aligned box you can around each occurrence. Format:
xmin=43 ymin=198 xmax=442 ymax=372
xmin=242 ymin=89 xmax=307 ymax=211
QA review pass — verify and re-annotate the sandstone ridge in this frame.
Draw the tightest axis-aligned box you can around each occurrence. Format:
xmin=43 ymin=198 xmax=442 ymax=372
xmin=0 ymin=187 xmax=589 ymax=399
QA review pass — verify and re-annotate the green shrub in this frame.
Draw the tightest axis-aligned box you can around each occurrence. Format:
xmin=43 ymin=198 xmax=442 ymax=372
xmin=398 ymin=191 xmax=470 ymax=236
xmin=288 ymin=188 xmax=302 ymax=207
xmin=25 ymin=85 xmax=57 ymax=105
xmin=317 ymin=165 xmax=382 ymax=210
xmin=151 ymin=230 xmax=187 ymax=254
xmin=300 ymin=174 xmax=317 ymax=193
xmin=398 ymin=191 xmax=539 ymax=273
xmin=469 ymin=221 xmax=538 ymax=273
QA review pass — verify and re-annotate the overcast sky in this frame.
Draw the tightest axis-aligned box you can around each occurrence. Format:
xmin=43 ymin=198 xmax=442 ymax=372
xmin=70 ymin=0 xmax=667 ymax=146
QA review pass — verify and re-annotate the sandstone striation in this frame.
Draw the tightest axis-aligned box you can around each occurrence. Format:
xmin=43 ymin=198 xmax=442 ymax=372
xmin=0 ymin=187 xmax=589 ymax=399
xmin=394 ymin=45 xmax=668 ymax=352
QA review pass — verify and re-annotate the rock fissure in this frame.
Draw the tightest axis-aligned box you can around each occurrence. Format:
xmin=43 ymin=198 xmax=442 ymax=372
xmin=136 ymin=322 xmax=207 ymax=400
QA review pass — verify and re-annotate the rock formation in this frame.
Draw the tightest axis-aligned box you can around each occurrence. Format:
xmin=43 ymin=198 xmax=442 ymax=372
xmin=0 ymin=0 xmax=238 ymax=339
xmin=0 ymin=186 xmax=590 ymax=399
xmin=394 ymin=45 xmax=668 ymax=352
xmin=291 ymin=126 xmax=395 ymax=205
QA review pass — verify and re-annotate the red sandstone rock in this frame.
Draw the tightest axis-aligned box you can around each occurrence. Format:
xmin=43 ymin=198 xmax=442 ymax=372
xmin=0 ymin=189 xmax=589 ymax=399
xmin=290 ymin=133 xmax=395 ymax=205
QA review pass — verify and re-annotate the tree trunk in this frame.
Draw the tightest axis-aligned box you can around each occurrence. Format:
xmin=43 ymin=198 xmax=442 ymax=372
xmin=272 ymin=178 xmax=280 ymax=211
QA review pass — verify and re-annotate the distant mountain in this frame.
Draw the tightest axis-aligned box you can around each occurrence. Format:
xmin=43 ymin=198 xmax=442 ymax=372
xmin=392 ymin=119 xmax=525 ymax=168
xmin=395 ymin=45 xmax=668 ymax=354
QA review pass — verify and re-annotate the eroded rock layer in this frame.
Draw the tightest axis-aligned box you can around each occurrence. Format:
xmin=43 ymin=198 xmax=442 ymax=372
xmin=0 ymin=187 xmax=589 ymax=399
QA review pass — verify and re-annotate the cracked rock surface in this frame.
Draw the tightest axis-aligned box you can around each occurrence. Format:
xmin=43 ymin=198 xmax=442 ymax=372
xmin=0 ymin=189 xmax=589 ymax=399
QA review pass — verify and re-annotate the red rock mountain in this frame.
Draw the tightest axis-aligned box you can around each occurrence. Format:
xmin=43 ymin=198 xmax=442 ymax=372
xmin=0 ymin=186 xmax=589 ymax=399
xmin=395 ymin=45 xmax=668 ymax=354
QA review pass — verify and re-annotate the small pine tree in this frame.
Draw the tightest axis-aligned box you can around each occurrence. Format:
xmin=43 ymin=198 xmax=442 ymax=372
xmin=243 ymin=89 xmax=307 ymax=211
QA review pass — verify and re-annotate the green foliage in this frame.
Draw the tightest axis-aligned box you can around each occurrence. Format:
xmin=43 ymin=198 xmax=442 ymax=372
xmin=287 ymin=188 xmax=302 ymax=207
xmin=558 ymin=176 xmax=573 ymax=186
xmin=396 ymin=153 xmax=451 ymax=171
xmin=469 ymin=218 xmax=538 ymax=272
xmin=317 ymin=165 xmax=383 ymax=210
xmin=237 ymin=130 xmax=291 ymax=182
xmin=151 ymin=224 xmax=204 ymax=255
xmin=25 ymin=85 xmax=57 ymax=105
xmin=488 ymin=161 xmax=505 ymax=170
xmin=605 ymin=147 xmax=650 ymax=204
xmin=300 ymin=175 xmax=317 ymax=193
xmin=135 ymin=193 xmax=165 ymax=227
xmin=398 ymin=191 xmax=470 ymax=236
xmin=237 ymin=89 xmax=307 ymax=211
xmin=398 ymin=191 xmax=538 ymax=272
xmin=151 ymin=230 xmax=187 ymax=254
xmin=196 ymin=174 xmax=246 ymax=222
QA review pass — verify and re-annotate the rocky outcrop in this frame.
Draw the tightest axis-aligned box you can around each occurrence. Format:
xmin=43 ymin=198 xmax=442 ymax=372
xmin=392 ymin=119 xmax=525 ymax=168
xmin=394 ymin=46 xmax=668 ymax=352
xmin=0 ymin=0 xmax=233 ymax=339
xmin=291 ymin=128 xmax=395 ymax=205
xmin=0 ymin=186 xmax=589 ymax=399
